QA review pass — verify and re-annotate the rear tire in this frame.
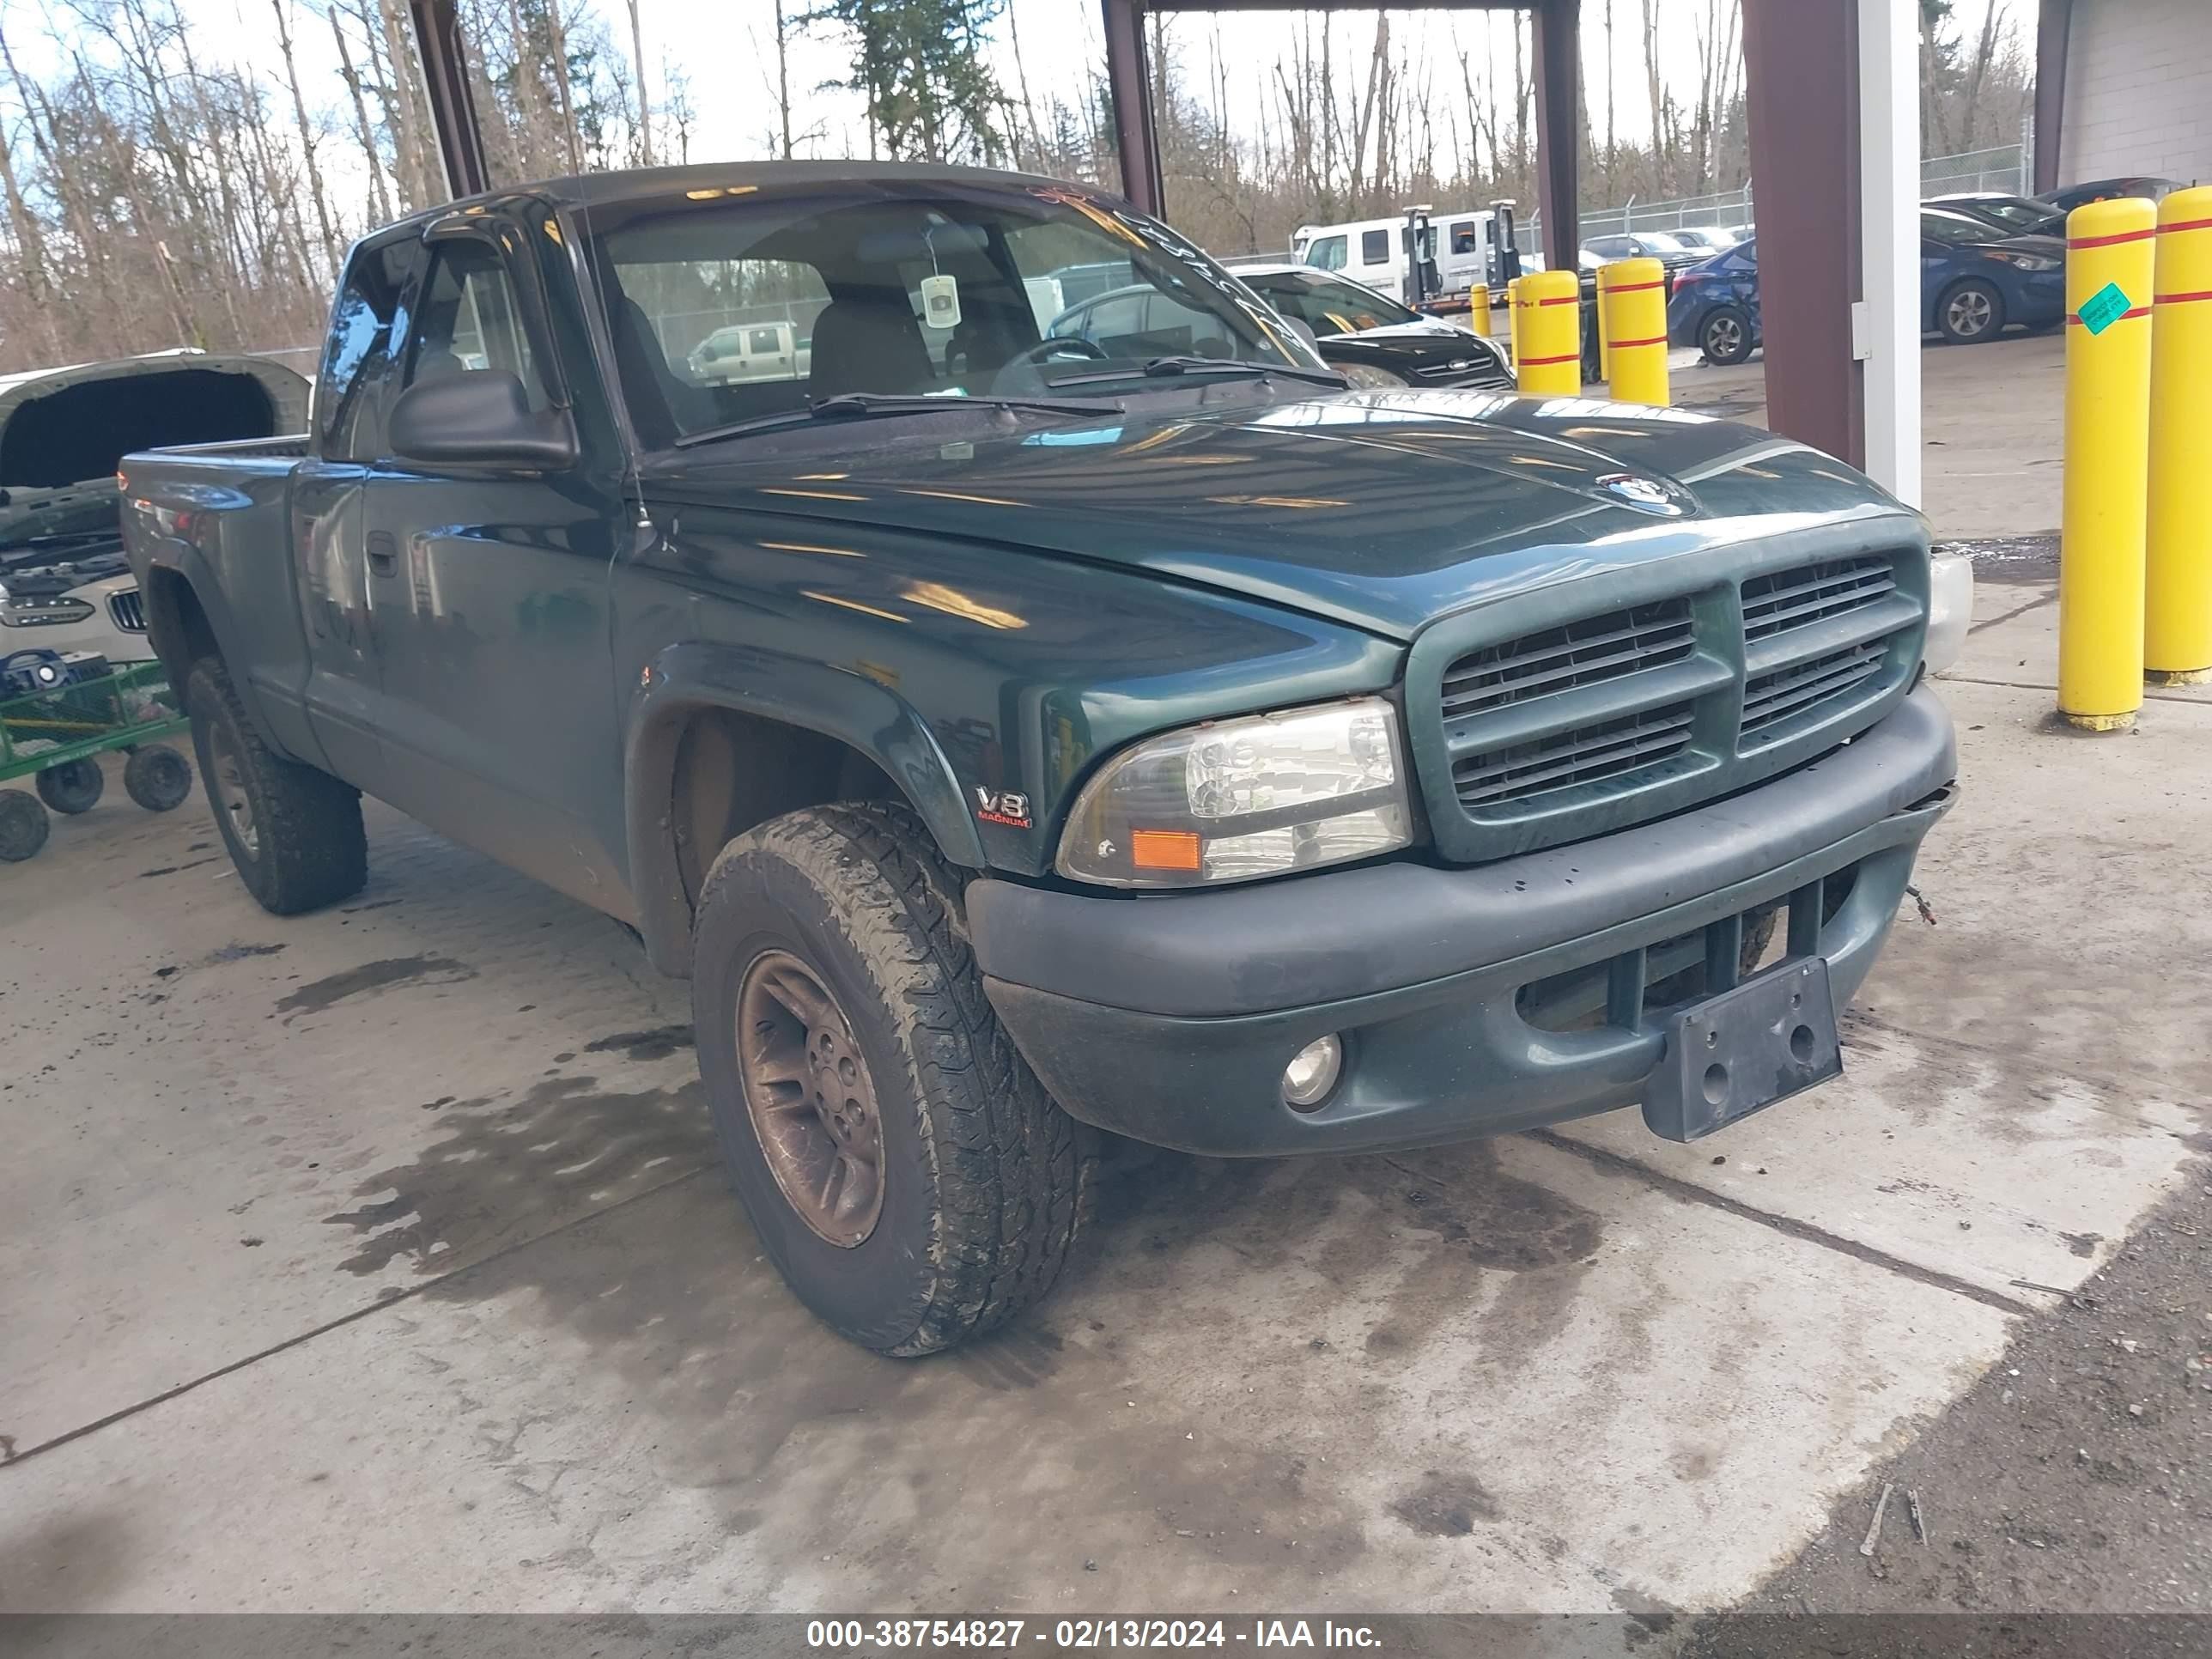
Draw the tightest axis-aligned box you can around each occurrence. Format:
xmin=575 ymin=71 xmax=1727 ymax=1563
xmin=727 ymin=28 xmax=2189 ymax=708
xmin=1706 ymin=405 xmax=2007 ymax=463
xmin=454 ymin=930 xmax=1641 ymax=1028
xmin=0 ymin=789 xmax=49 ymax=861
xmin=185 ymin=657 xmax=367 ymax=915
xmin=36 ymin=757 xmax=103 ymax=815
xmin=690 ymin=801 xmax=1095 ymax=1356
xmin=123 ymin=744 xmax=194 ymax=811
xmin=1701 ymin=306 xmax=1753 ymax=366
xmin=1939 ymin=278 xmax=2005 ymax=344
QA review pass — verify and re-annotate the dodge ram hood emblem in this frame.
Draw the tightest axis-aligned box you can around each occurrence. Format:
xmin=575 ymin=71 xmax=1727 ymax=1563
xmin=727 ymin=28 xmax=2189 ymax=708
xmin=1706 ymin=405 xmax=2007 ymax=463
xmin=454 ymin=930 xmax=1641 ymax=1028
xmin=1596 ymin=471 xmax=1683 ymax=514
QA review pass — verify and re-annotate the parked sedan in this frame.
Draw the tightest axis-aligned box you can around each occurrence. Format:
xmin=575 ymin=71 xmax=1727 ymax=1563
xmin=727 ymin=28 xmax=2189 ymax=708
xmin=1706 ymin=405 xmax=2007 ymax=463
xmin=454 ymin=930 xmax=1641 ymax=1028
xmin=1667 ymin=238 xmax=1761 ymax=365
xmin=2039 ymin=176 xmax=2179 ymax=216
xmin=1052 ymin=268 xmax=1512 ymax=390
xmin=1583 ymin=231 xmax=1710 ymax=276
xmin=1666 ymin=209 xmax=2063 ymax=362
xmin=1929 ymin=191 xmax=2065 ymax=239
xmin=1918 ymin=206 xmax=2066 ymax=343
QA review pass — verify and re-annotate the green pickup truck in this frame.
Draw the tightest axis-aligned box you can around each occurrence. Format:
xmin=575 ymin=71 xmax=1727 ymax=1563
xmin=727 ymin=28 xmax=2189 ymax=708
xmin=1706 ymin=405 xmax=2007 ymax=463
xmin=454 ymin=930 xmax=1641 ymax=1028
xmin=120 ymin=161 xmax=1966 ymax=1355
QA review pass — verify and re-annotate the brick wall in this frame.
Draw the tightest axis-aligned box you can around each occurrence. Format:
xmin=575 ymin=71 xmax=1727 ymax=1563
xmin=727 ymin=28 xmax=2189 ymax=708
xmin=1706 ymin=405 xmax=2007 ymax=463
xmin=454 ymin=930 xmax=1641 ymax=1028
xmin=2063 ymin=0 xmax=2212 ymax=187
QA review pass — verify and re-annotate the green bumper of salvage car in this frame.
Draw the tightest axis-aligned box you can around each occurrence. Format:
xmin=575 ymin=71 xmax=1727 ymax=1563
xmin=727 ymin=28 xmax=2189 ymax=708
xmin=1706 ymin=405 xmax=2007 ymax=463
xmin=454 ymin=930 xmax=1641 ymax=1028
xmin=969 ymin=687 xmax=1955 ymax=1158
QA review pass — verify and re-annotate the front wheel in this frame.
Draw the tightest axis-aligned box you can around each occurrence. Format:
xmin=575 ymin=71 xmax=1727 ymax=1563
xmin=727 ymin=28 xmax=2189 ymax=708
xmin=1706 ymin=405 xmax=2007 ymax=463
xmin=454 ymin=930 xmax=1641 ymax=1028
xmin=1701 ymin=306 xmax=1754 ymax=366
xmin=1939 ymin=279 xmax=2005 ymax=344
xmin=185 ymin=657 xmax=368 ymax=915
xmin=124 ymin=744 xmax=194 ymax=811
xmin=0 ymin=789 xmax=50 ymax=861
xmin=691 ymin=802 xmax=1095 ymax=1355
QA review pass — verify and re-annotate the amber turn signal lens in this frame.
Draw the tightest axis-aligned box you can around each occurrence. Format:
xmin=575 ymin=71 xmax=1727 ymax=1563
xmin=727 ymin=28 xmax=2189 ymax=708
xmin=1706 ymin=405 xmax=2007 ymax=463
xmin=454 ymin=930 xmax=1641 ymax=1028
xmin=1129 ymin=829 xmax=1203 ymax=872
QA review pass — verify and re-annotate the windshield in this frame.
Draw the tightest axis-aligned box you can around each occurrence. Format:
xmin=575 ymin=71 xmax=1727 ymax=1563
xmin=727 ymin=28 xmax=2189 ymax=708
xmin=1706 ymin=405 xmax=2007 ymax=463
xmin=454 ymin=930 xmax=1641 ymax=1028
xmin=1923 ymin=209 xmax=2002 ymax=246
xmin=586 ymin=179 xmax=1321 ymax=449
xmin=1238 ymin=270 xmax=1419 ymax=337
xmin=1960 ymin=198 xmax=2050 ymax=232
xmin=1637 ymin=231 xmax=1687 ymax=252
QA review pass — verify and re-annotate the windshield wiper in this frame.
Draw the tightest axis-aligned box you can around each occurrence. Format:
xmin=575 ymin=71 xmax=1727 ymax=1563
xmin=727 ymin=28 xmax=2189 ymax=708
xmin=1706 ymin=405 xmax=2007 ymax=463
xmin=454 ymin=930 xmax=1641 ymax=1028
xmin=1046 ymin=356 xmax=1348 ymax=391
xmin=673 ymin=392 xmax=1119 ymax=449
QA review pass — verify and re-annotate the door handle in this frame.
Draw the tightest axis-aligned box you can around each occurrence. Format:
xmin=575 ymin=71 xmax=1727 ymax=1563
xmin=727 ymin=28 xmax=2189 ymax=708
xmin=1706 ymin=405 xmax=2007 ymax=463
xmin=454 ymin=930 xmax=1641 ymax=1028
xmin=366 ymin=531 xmax=398 ymax=577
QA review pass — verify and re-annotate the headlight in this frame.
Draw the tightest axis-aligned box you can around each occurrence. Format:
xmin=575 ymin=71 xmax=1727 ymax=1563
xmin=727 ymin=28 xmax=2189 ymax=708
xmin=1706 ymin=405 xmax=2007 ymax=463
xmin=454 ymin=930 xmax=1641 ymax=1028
xmin=1982 ymin=250 xmax=2060 ymax=271
xmin=0 ymin=590 xmax=96 ymax=628
xmin=1924 ymin=551 xmax=1973 ymax=673
xmin=1057 ymin=697 xmax=1413 ymax=888
xmin=1337 ymin=362 xmax=1409 ymax=389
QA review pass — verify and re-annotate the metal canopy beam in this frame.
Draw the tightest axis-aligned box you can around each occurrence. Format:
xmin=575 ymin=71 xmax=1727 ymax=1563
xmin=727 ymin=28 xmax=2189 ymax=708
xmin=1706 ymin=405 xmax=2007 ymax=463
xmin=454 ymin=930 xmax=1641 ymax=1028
xmin=410 ymin=0 xmax=489 ymax=200
xmin=1099 ymin=0 xmax=1576 ymax=270
xmin=1741 ymin=0 xmax=1861 ymax=468
xmin=2034 ymin=0 xmax=2074 ymax=197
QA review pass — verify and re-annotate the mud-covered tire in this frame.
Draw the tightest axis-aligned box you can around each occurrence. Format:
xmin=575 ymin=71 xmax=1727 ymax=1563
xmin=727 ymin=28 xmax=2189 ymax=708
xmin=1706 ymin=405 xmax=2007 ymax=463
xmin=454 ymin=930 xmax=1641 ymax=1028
xmin=35 ymin=757 xmax=103 ymax=815
xmin=185 ymin=657 xmax=366 ymax=915
xmin=0 ymin=788 xmax=49 ymax=861
xmin=123 ymin=744 xmax=194 ymax=811
xmin=691 ymin=801 xmax=1096 ymax=1356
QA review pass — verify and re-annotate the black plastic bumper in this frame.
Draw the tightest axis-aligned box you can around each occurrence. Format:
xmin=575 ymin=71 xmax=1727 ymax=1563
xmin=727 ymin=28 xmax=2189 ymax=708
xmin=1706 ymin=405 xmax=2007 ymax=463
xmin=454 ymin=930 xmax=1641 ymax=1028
xmin=969 ymin=689 xmax=1956 ymax=1157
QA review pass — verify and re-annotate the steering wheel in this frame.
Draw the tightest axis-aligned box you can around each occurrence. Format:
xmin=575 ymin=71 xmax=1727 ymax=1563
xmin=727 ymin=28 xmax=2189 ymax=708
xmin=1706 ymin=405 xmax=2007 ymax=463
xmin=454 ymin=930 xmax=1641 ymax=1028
xmin=1006 ymin=336 xmax=1108 ymax=370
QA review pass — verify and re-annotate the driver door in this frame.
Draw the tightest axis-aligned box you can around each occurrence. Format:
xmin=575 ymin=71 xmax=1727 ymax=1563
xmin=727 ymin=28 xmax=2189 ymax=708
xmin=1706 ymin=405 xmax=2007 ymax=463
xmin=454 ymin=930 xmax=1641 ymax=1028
xmin=360 ymin=221 xmax=633 ymax=912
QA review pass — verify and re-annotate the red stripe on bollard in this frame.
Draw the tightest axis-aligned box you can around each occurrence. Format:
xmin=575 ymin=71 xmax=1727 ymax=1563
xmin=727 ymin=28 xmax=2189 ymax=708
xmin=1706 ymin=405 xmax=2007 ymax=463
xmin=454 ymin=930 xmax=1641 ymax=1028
xmin=2068 ymin=307 xmax=2153 ymax=325
xmin=2069 ymin=227 xmax=2157 ymax=249
xmin=2154 ymin=216 xmax=2212 ymax=235
xmin=2153 ymin=289 xmax=2212 ymax=305
xmin=1610 ymin=334 xmax=1669 ymax=348
xmin=1516 ymin=351 xmax=1582 ymax=366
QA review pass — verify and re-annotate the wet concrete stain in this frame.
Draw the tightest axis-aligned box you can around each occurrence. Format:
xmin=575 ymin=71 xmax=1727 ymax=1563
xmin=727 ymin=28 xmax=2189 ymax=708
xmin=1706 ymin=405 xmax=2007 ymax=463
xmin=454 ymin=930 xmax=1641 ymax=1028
xmin=583 ymin=1024 xmax=694 ymax=1061
xmin=1389 ymin=1471 xmax=1502 ymax=1536
xmin=206 ymin=942 xmax=287 ymax=963
xmin=274 ymin=955 xmax=475 ymax=1022
xmin=340 ymin=897 xmax=405 ymax=915
xmin=322 ymin=1073 xmax=712 ymax=1277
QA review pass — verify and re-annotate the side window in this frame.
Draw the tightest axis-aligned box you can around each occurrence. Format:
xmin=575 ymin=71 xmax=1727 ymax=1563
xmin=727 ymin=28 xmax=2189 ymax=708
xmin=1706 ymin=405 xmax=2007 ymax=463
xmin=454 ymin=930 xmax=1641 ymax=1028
xmin=1360 ymin=228 xmax=1389 ymax=265
xmin=1449 ymin=222 xmax=1479 ymax=254
xmin=748 ymin=325 xmax=783 ymax=356
xmin=408 ymin=240 xmax=546 ymax=404
xmin=1308 ymin=235 xmax=1346 ymax=272
xmin=316 ymin=240 xmax=416 ymax=464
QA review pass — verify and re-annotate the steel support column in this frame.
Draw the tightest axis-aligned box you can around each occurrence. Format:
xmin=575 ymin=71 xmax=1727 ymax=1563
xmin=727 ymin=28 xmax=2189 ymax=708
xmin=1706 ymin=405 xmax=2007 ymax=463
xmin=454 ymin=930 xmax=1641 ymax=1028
xmin=410 ymin=0 xmax=489 ymax=201
xmin=1101 ymin=0 xmax=1164 ymax=216
xmin=2034 ymin=0 xmax=2074 ymax=197
xmin=1742 ymin=0 xmax=1863 ymax=467
xmin=1530 ymin=0 xmax=1580 ymax=271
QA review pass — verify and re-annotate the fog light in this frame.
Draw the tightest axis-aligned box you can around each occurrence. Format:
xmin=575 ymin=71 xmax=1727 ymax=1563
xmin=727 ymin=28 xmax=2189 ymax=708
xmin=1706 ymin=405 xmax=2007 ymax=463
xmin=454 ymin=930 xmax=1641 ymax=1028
xmin=1282 ymin=1035 xmax=1344 ymax=1109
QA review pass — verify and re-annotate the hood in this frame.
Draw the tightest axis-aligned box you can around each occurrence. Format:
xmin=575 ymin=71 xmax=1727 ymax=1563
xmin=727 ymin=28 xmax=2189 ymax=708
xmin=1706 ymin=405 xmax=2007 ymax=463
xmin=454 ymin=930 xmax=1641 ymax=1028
xmin=1323 ymin=319 xmax=1504 ymax=371
xmin=0 ymin=351 xmax=310 ymax=547
xmin=642 ymin=389 xmax=1911 ymax=641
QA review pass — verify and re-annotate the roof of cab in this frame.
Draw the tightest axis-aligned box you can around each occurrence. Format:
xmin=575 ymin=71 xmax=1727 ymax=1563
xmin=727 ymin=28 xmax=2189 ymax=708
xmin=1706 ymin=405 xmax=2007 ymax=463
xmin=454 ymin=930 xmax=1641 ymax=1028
xmin=422 ymin=160 xmax=1115 ymax=220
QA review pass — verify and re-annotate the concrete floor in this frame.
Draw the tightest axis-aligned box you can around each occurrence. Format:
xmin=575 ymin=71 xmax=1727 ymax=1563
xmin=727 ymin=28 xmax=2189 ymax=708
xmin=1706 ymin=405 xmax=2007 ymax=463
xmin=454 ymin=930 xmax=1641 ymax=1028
xmin=1672 ymin=330 xmax=2066 ymax=540
xmin=5 ymin=341 xmax=2205 ymax=1622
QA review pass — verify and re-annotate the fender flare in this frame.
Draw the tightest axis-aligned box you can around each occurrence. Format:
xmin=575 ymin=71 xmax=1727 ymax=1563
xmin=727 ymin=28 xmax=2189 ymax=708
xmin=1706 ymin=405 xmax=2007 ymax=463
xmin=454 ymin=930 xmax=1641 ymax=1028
xmin=137 ymin=545 xmax=293 ymax=756
xmin=623 ymin=639 xmax=989 ymax=976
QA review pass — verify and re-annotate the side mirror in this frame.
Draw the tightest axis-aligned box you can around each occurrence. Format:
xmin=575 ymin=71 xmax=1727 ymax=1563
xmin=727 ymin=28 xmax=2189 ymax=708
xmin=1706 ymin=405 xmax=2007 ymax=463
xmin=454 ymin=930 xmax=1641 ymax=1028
xmin=388 ymin=369 xmax=580 ymax=470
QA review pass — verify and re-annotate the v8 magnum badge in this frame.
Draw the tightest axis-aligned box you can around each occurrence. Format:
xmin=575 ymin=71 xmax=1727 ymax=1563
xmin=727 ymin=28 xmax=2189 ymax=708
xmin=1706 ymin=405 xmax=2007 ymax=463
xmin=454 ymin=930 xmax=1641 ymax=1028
xmin=974 ymin=787 xmax=1031 ymax=829
xmin=1596 ymin=471 xmax=1685 ymax=515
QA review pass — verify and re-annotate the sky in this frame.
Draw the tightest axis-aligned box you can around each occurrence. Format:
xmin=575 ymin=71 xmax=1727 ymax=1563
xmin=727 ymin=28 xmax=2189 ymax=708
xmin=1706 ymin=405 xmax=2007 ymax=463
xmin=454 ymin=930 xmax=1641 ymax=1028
xmin=5 ymin=0 xmax=2024 ymax=187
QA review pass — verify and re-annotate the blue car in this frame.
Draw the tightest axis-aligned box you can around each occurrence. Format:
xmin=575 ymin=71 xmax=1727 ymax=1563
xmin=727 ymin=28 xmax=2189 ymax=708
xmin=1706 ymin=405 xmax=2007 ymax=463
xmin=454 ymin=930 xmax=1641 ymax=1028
xmin=1667 ymin=238 xmax=1762 ymax=364
xmin=1668 ymin=210 xmax=2069 ymax=365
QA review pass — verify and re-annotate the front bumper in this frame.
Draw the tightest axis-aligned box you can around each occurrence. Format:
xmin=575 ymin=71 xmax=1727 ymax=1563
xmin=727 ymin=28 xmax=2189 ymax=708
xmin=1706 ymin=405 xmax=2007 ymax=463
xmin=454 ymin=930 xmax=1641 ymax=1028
xmin=971 ymin=688 xmax=1956 ymax=1157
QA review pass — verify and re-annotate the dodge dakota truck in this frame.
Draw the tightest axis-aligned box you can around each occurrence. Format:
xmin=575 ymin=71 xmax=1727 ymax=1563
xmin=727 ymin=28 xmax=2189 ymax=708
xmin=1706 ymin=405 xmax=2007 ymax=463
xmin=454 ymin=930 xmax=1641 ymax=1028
xmin=121 ymin=162 xmax=1966 ymax=1355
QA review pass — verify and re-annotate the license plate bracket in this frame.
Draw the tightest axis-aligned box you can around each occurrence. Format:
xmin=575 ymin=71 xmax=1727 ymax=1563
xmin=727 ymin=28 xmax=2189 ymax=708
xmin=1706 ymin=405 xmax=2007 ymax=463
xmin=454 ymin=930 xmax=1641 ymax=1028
xmin=1642 ymin=957 xmax=1841 ymax=1142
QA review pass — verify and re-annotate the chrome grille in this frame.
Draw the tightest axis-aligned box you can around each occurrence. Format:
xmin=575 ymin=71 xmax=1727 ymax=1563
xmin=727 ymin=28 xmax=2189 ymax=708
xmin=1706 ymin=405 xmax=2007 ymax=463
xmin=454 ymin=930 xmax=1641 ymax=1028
xmin=1741 ymin=555 xmax=1895 ymax=641
xmin=1441 ymin=599 xmax=1693 ymax=723
xmin=1455 ymin=702 xmax=1696 ymax=809
xmin=106 ymin=589 xmax=147 ymax=632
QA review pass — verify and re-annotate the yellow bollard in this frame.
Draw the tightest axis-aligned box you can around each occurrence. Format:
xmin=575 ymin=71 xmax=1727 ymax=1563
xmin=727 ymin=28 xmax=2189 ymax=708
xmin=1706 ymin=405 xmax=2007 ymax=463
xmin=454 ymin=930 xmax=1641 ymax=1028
xmin=1596 ymin=271 xmax=1612 ymax=378
xmin=2057 ymin=197 xmax=2157 ymax=732
xmin=1516 ymin=268 xmax=1582 ymax=395
xmin=1599 ymin=257 xmax=1672 ymax=406
xmin=2145 ymin=185 xmax=2212 ymax=684
xmin=1506 ymin=276 xmax=1522 ymax=368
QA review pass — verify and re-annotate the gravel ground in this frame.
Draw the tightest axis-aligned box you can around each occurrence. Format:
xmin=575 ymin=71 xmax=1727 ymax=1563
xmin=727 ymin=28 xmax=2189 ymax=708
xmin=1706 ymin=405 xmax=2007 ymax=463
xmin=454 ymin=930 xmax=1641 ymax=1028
xmin=1683 ymin=1164 xmax=2212 ymax=1656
